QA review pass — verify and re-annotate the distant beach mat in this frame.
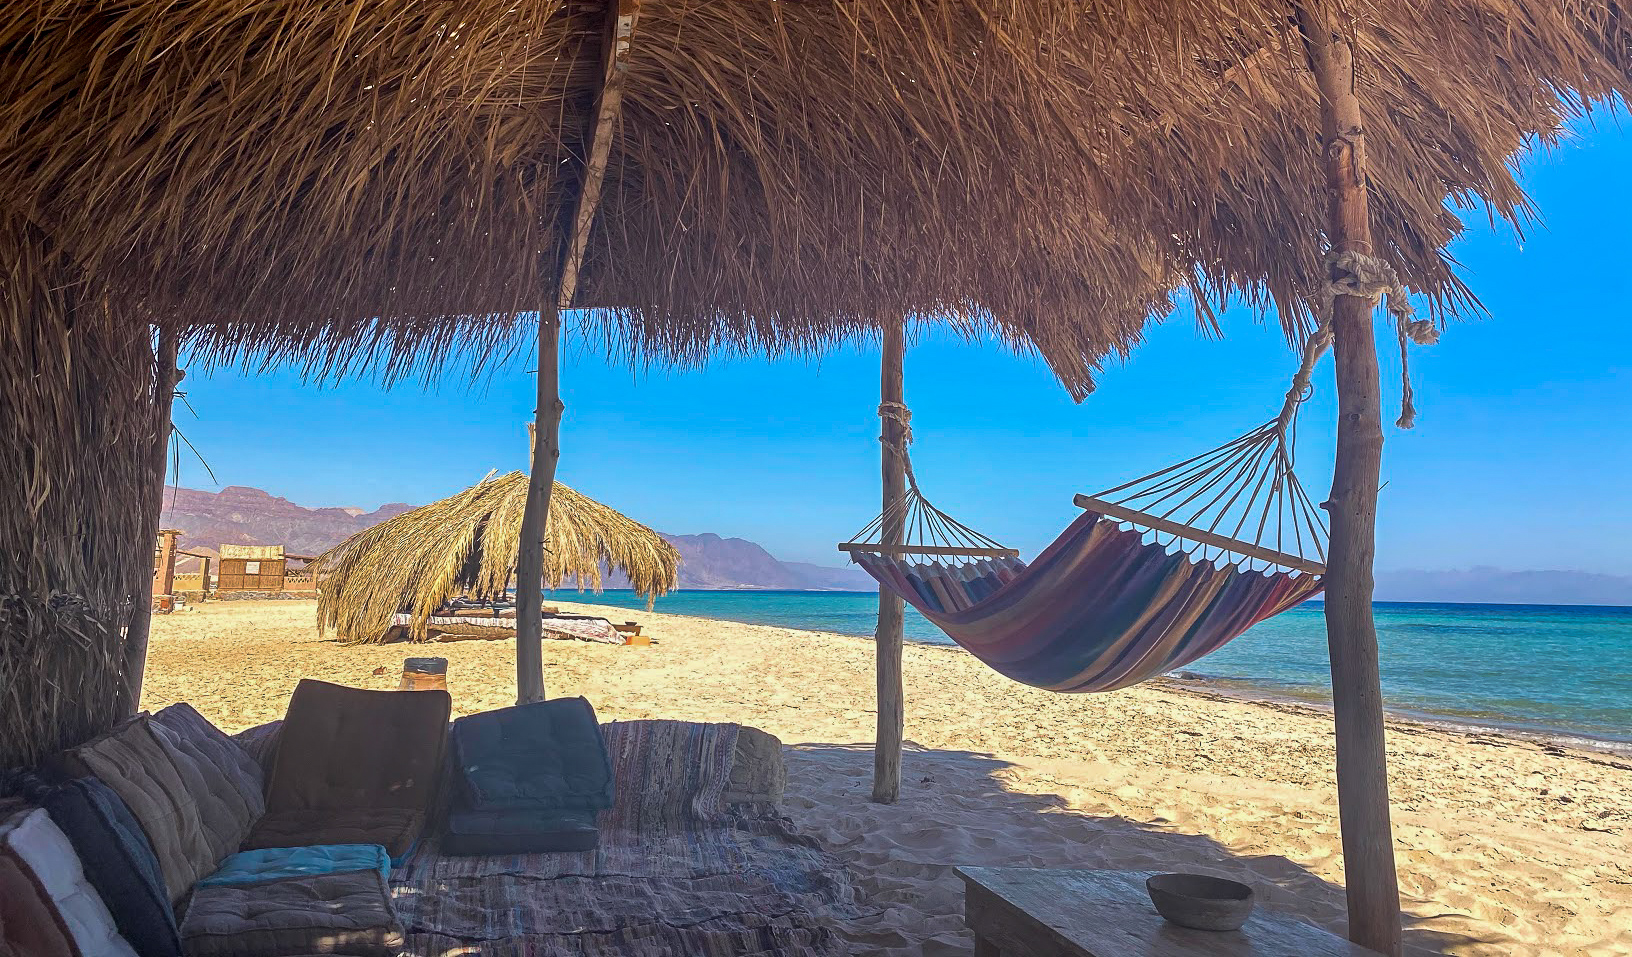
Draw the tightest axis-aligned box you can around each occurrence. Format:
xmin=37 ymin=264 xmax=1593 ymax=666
xmin=390 ymin=613 xmax=621 ymax=643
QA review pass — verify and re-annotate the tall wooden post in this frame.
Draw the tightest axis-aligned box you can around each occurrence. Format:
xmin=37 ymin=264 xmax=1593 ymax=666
xmin=155 ymin=529 xmax=181 ymax=598
xmin=1297 ymin=7 xmax=1403 ymax=955
xmin=873 ymin=317 xmax=907 ymax=804
xmin=515 ymin=309 xmax=561 ymax=704
xmin=513 ymin=0 xmax=641 ymax=705
xmin=122 ymin=332 xmax=180 ymax=715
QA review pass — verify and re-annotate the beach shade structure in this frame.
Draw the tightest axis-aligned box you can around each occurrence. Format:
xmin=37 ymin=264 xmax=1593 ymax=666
xmin=313 ymin=471 xmax=678 ymax=644
xmin=7 ymin=3 xmax=1632 ymax=954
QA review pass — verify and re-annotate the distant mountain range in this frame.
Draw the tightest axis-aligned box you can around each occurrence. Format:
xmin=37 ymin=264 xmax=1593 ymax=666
xmin=1373 ymin=567 xmax=1632 ymax=607
xmin=159 ymin=486 xmax=414 ymax=561
xmin=158 ymin=485 xmax=1628 ymax=602
xmin=159 ymin=485 xmax=871 ymax=590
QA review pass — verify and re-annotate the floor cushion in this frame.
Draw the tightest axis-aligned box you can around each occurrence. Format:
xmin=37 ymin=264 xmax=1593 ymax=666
xmin=442 ymin=807 xmax=601 ymax=855
xmin=153 ymin=704 xmax=265 ymax=823
xmin=198 ymin=845 xmax=388 ymax=889
xmin=147 ymin=719 xmax=255 ymax=867
xmin=249 ymin=680 xmax=450 ymax=859
xmin=1 ymin=808 xmax=137 ymax=957
xmin=243 ymin=807 xmax=423 ymax=860
xmin=41 ymin=777 xmax=182 ymax=957
xmin=179 ymin=869 xmax=402 ymax=957
xmin=0 ymin=849 xmax=76 ymax=957
xmin=450 ymin=696 xmax=614 ymax=811
xmin=68 ymin=715 xmax=217 ymax=903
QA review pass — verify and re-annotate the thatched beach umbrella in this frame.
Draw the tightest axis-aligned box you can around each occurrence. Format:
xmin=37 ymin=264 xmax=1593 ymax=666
xmin=312 ymin=472 xmax=677 ymax=643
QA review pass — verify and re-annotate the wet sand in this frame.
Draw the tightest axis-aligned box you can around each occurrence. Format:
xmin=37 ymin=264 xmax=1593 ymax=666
xmin=142 ymin=599 xmax=1632 ymax=956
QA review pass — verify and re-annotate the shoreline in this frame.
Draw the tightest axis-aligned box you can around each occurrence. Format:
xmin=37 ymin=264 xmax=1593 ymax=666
xmin=562 ymin=591 xmax=1632 ymax=759
xmin=1148 ymin=670 xmax=1632 ymax=762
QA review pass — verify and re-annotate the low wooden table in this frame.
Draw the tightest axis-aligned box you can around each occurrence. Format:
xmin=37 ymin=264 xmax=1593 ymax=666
xmin=955 ymin=867 xmax=1383 ymax=957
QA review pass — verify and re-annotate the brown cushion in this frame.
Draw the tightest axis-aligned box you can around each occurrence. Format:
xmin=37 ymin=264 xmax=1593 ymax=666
xmin=70 ymin=715 xmax=217 ymax=902
xmin=242 ymin=809 xmax=423 ymax=860
xmin=179 ymin=870 xmax=402 ymax=957
xmin=0 ymin=848 xmax=77 ymax=957
xmin=259 ymin=680 xmax=449 ymax=854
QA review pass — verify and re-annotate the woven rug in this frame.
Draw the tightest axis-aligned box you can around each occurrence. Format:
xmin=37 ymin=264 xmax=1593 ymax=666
xmin=392 ymin=720 xmax=856 ymax=956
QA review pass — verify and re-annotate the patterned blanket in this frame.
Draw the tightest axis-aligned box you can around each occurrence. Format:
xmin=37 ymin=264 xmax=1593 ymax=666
xmin=391 ymin=721 xmax=855 ymax=956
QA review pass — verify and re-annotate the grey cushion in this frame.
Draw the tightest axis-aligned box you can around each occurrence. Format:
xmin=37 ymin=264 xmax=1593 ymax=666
xmin=70 ymin=716 xmax=217 ymax=902
xmin=153 ymin=704 xmax=264 ymax=820
xmin=179 ymin=870 xmax=402 ymax=957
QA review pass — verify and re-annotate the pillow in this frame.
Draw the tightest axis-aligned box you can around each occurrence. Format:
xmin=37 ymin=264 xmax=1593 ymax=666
xmin=263 ymin=680 xmax=450 ymax=815
xmin=198 ymin=844 xmax=389 ymax=889
xmin=69 ymin=715 xmax=216 ymax=902
xmin=449 ymin=696 xmax=614 ymax=811
xmin=0 ymin=808 xmax=138 ymax=957
xmin=0 ymin=849 xmax=76 ymax=957
xmin=42 ymin=777 xmax=181 ymax=957
xmin=180 ymin=870 xmax=403 ymax=957
xmin=148 ymin=712 xmax=258 ymax=863
xmin=153 ymin=704 xmax=264 ymax=818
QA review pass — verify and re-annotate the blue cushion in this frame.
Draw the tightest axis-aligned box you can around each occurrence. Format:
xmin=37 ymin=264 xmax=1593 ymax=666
xmin=197 ymin=844 xmax=389 ymax=888
xmin=449 ymin=697 xmax=613 ymax=812
xmin=41 ymin=777 xmax=181 ymax=957
xmin=442 ymin=808 xmax=600 ymax=855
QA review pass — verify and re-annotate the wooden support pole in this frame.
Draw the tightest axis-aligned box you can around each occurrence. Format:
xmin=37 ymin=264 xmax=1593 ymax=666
xmin=1297 ymin=7 xmax=1404 ymax=955
xmin=122 ymin=332 xmax=179 ymax=715
xmin=513 ymin=0 xmax=641 ymax=705
xmin=873 ymin=316 xmax=907 ymax=804
xmin=156 ymin=529 xmax=181 ymax=597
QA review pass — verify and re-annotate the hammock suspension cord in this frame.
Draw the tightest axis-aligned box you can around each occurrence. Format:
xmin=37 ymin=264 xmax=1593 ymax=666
xmin=842 ymin=249 xmax=1440 ymax=574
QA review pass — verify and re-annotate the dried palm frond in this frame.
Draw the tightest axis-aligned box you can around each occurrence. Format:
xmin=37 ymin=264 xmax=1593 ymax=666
xmin=0 ymin=219 xmax=170 ymax=769
xmin=2 ymin=1 xmax=1627 ymax=396
xmin=313 ymin=472 xmax=678 ymax=643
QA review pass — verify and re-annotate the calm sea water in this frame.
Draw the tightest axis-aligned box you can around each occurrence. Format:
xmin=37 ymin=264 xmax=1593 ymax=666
xmin=561 ymin=589 xmax=1632 ymax=748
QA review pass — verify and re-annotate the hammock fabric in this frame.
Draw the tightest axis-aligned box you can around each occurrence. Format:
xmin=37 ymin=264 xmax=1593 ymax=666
xmin=843 ymin=327 xmax=1338 ymax=694
xmin=852 ymin=511 xmax=1324 ymax=692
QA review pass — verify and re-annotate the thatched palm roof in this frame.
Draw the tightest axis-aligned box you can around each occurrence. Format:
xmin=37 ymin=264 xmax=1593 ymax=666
xmin=4 ymin=3 xmax=1629 ymax=397
xmin=315 ymin=472 xmax=679 ymax=642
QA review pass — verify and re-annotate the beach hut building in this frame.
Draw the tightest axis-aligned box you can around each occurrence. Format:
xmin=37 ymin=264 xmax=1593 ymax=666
xmin=5 ymin=3 xmax=1632 ymax=953
xmin=213 ymin=545 xmax=320 ymax=595
xmin=215 ymin=545 xmax=288 ymax=594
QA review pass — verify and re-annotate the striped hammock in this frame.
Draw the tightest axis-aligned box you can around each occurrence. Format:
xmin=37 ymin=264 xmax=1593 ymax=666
xmin=851 ymin=510 xmax=1323 ymax=692
xmin=843 ymin=327 xmax=1337 ymax=693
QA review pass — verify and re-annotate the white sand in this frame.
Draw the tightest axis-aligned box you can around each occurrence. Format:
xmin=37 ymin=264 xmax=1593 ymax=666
xmin=142 ymin=599 xmax=1632 ymax=956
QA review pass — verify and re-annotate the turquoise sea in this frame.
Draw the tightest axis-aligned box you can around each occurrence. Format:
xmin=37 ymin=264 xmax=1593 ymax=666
xmin=562 ymin=589 xmax=1632 ymax=751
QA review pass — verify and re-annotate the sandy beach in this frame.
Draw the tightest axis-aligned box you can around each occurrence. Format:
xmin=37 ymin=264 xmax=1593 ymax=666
xmin=140 ymin=599 xmax=1632 ymax=956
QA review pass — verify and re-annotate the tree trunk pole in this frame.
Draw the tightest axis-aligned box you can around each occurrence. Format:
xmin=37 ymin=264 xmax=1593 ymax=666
xmin=873 ymin=316 xmax=907 ymax=804
xmin=1297 ymin=7 xmax=1404 ymax=956
xmin=122 ymin=330 xmax=179 ymax=715
xmin=515 ymin=309 xmax=562 ymax=704
xmin=513 ymin=0 xmax=641 ymax=705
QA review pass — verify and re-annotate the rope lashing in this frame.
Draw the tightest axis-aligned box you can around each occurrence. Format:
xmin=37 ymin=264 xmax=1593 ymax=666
xmin=878 ymin=400 xmax=920 ymax=490
xmin=1320 ymin=250 xmax=1440 ymax=429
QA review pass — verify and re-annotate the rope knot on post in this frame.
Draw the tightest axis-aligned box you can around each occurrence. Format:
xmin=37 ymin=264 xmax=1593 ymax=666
xmin=1319 ymin=250 xmax=1440 ymax=431
xmin=877 ymin=400 xmax=918 ymax=490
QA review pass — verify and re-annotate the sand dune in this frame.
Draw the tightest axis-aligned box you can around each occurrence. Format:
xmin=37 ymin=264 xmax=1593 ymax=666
xmin=140 ymin=599 xmax=1632 ymax=956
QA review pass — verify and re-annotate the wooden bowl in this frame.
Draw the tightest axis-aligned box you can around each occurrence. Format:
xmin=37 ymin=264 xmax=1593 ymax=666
xmin=1146 ymin=873 xmax=1255 ymax=931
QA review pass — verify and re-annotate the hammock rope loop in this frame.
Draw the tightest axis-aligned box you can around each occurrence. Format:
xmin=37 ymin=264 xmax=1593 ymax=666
xmin=877 ymin=399 xmax=919 ymax=492
xmin=1318 ymin=249 xmax=1439 ymax=430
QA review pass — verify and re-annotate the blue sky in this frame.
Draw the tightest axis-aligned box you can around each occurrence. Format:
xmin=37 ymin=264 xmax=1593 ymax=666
xmin=171 ymin=116 xmax=1632 ymax=575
